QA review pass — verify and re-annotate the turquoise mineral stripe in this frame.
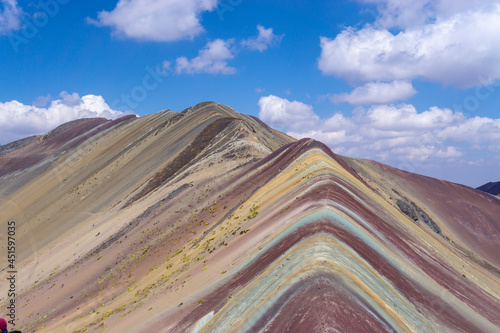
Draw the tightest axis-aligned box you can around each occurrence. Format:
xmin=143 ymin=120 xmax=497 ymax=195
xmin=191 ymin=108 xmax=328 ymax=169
xmin=232 ymin=203 xmax=401 ymax=274
xmin=200 ymin=235 xmax=432 ymax=333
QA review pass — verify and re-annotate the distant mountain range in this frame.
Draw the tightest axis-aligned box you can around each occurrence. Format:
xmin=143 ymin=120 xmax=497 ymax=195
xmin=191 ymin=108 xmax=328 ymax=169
xmin=477 ymin=181 xmax=500 ymax=196
xmin=1 ymin=102 xmax=499 ymax=332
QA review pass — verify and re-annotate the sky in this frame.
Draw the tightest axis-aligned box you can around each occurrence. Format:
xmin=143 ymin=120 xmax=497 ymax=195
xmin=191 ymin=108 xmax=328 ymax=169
xmin=1 ymin=0 xmax=500 ymax=187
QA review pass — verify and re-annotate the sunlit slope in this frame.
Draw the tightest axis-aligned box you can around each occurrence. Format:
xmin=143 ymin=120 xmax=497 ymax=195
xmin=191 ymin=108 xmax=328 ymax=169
xmin=172 ymin=140 xmax=500 ymax=333
xmin=0 ymin=102 xmax=293 ymax=332
xmin=0 ymin=103 xmax=499 ymax=332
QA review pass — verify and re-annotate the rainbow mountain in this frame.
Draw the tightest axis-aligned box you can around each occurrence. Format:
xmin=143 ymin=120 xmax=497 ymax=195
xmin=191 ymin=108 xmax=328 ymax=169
xmin=1 ymin=102 xmax=499 ymax=332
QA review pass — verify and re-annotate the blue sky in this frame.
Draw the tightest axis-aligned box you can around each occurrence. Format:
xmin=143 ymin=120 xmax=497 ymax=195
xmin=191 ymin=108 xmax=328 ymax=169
xmin=1 ymin=0 xmax=500 ymax=187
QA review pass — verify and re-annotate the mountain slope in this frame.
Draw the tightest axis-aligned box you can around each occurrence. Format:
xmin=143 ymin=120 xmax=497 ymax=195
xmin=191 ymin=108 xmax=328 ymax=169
xmin=477 ymin=181 xmax=500 ymax=196
xmin=0 ymin=102 xmax=499 ymax=333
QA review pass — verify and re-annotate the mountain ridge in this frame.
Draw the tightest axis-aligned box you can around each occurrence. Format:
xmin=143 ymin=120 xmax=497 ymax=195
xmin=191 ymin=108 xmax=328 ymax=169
xmin=1 ymin=102 xmax=499 ymax=332
xmin=477 ymin=181 xmax=500 ymax=196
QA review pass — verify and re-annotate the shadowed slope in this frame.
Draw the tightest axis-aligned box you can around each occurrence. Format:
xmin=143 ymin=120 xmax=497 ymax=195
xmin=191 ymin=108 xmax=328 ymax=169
xmin=125 ymin=117 xmax=237 ymax=207
xmin=346 ymin=158 xmax=500 ymax=270
xmin=477 ymin=181 xmax=500 ymax=196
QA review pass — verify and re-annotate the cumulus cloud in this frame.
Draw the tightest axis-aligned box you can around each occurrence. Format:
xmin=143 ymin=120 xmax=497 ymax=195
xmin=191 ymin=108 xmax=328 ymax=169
xmin=259 ymin=95 xmax=500 ymax=168
xmin=175 ymin=39 xmax=236 ymax=75
xmin=331 ymin=80 xmax=416 ymax=105
xmin=258 ymin=95 xmax=319 ymax=132
xmin=173 ymin=25 xmax=283 ymax=75
xmin=241 ymin=25 xmax=283 ymax=52
xmin=0 ymin=0 xmax=23 ymax=35
xmin=360 ymin=0 xmax=499 ymax=29
xmin=88 ymin=0 xmax=218 ymax=42
xmin=364 ymin=104 xmax=463 ymax=131
xmin=32 ymin=94 xmax=52 ymax=107
xmin=319 ymin=3 xmax=500 ymax=88
xmin=438 ymin=116 xmax=500 ymax=142
xmin=0 ymin=92 xmax=133 ymax=144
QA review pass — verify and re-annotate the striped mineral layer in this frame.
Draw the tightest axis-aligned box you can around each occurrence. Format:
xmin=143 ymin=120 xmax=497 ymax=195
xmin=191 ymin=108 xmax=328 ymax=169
xmin=0 ymin=102 xmax=499 ymax=332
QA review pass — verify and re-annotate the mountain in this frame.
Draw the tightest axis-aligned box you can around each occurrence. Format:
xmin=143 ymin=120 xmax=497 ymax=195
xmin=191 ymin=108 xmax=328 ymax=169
xmin=477 ymin=182 xmax=500 ymax=196
xmin=1 ymin=102 xmax=499 ymax=333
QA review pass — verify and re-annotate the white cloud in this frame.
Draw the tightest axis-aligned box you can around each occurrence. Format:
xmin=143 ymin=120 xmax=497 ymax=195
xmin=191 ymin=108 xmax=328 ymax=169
xmin=89 ymin=0 xmax=218 ymax=42
xmin=258 ymin=95 xmax=500 ymax=168
xmin=0 ymin=92 xmax=133 ymax=144
xmin=0 ymin=0 xmax=23 ymax=35
xmin=438 ymin=116 xmax=500 ymax=143
xmin=169 ymin=25 xmax=282 ymax=75
xmin=468 ymin=159 xmax=485 ymax=166
xmin=319 ymin=4 xmax=500 ymax=87
xmin=241 ymin=25 xmax=283 ymax=52
xmin=360 ymin=0 xmax=499 ymax=29
xmin=32 ymin=94 xmax=52 ymax=107
xmin=175 ymin=39 xmax=236 ymax=75
xmin=162 ymin=60 xmax=172 ymax=72
xmin=331 ymin=80 xmax=416 ymax=105
xmin=435 ymin=146 xmax=463 ymax=158
xmin=258 ymin=95 xmax=319 ymax=132
xmin=364 ymin=104 xmax=462 ymax=131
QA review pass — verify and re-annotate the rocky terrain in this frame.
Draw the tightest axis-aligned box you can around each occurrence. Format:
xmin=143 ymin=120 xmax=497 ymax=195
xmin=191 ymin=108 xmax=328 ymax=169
xmin=1 ymin=102 xmax=499 ymax=332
